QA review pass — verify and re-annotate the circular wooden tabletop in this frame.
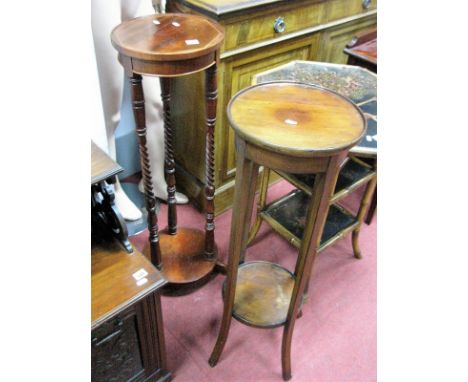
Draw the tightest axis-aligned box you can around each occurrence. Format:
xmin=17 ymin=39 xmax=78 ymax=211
xmin=111 ymin=13 xmax=224 ymax=62
xmin=228 ymin=81 xmax=366 ymax=157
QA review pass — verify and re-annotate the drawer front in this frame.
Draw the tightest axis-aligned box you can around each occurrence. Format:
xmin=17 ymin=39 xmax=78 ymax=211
xmin=222 ymin=1 xmax=326 ymax=51
xmin=326 ymin=0 xmax=377 ymax=22
xmin=91 ymin=312 xmax=144 ymax=382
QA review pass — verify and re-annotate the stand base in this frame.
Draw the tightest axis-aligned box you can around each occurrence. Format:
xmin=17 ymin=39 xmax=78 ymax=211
xmin=144 ymin=227 xmax=217 ymax=284
xmin=228 ymin=261 xmax=295 ymax=328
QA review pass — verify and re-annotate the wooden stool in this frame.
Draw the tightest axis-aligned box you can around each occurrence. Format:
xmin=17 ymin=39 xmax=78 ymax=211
xmin=208 ymin=82 xmax=366 ymax=380
xmin=111 ymin=14 xmax=224 ymax=284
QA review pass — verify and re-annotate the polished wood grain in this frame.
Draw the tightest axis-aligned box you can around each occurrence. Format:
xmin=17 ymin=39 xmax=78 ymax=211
xmin=143 ymin=227 xmax=216 ymax=284
xmin=344 ymin=28 xmax=377 ymax=71
xmin=220 ymin=1 xmax=326 ymax=51
xmin=231 ymin=261 xmax=295 ymax=328
xmin=91 ymin=141 xmax=122 ymax=184
xmin=111 ymin=14 xmax=224 ymax=62
xmin=209 ymin=81 xmax=365 ymax=380
xmin=228 ymin=82 xmax=365 ymax=156
xmin=91 ymin=239 xmax=166 ymax=330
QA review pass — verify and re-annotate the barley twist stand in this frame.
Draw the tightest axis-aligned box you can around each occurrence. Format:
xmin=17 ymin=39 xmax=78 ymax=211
xmin=111 ymin=14 xmax=224 ymax=284
xmin=208 ymin=81 xmax=366 ymax=380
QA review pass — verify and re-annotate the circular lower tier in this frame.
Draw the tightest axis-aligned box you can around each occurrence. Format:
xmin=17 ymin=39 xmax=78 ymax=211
xmin=229 ymin=261 xmax=295 ymax=328
xmin=144 ymin=227 xmax=217 ymax=284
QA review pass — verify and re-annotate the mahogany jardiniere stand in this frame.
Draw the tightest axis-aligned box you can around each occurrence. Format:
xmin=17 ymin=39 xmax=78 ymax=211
xmin=208 ymin=81 xmax=366 ymax=380
xmin=111 ymin=14 xmax=224 ymax=284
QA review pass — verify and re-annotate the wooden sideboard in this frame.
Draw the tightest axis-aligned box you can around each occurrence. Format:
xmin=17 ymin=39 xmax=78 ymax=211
xmin=166 ymin=0 xmax=377 ymax=215
xmin=92 ymin=238 xmax=171 ymax=382
xmin=92 ymin=142 xmax=171 ymax=382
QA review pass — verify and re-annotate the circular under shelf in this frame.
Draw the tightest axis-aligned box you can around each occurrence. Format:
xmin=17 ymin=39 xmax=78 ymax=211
xmin=229 ymin=261 xmax=295 ymax=328
xmin=144 ymin=227 xmax=216 ymax=284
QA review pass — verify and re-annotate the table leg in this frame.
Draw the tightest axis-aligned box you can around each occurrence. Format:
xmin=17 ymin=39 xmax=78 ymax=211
xmin=204 ymin=63 xmax=217 ymax=259
xmin=283 ymin=154 xmax=344 ymax=380
xmin=352 ymin=174 xmax=377 ymax=258
xmin=209 ymin=139 xmax=259 ymax=367
xmin=160 ymin=77 xmax=177 ymax=235
xmin=129 ymin=73 xmax=162 ymax=268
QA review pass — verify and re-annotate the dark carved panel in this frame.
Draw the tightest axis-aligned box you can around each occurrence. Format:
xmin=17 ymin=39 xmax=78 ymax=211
xmin=91 ymin=314 xmax=144 ymax=382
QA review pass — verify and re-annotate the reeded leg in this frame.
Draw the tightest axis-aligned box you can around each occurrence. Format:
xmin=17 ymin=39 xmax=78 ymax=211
xmin=352 ymin=174 xmax=377 ymax=258
xmin=129 ymin=73 xmax=162 ymax=268
xmin=247 ymin=166 xmax=271 ymax=246
xmin=160 ymin=77 xmax=177 ymax=235
xmin=209 ymin=140 xmax=259 ymax=367
xmin=204 ymin=63 xmax=217 ymax=259
xmin=282 ymin=155 xmax=344 ymax=380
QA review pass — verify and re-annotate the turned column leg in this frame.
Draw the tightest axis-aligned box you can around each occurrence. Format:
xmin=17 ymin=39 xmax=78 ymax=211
xmin=209 ymin=139 xmax=259 ymax=367
xmin=160 ymin=77 xmax=177 ymax=235
xmin=204 ymin=63 xmax=217 ymax=259
xmin=282 ymin=155 xmax=344 ymax=381
xmin=129 ymin=73 xmax=162 ymax=268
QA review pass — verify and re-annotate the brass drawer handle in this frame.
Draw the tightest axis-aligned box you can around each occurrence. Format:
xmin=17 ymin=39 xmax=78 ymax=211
xmin=362 ymin=0 xmax=372 ymax=9
xmin=274 ymin=17 xmax=285 ymax=33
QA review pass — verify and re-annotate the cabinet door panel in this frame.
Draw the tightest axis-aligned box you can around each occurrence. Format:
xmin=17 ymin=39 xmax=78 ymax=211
xmin=91 ymin=311 xmax=144 ymax=382
xmin=318 ymin=17 xmax=376 ymax=64
xmin=220 ymin=35 xmax=319 ymax=183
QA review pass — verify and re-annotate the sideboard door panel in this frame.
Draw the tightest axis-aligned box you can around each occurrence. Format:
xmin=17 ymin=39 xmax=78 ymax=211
xmin=91 ymin=311 xmax=144 ymax=382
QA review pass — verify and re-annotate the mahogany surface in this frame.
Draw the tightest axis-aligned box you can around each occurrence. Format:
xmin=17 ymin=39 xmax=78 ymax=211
xmin=344 ymin=27 xmax=377 ymax=67
xmin=231 ymin=261 xmax=295 ymax=328
xmin=143 ymin=227 xmax=217 ymax=284
xmin=228 ymin=82 xmax=365 ymax=156
xmin=346 ymin=39 xmax=377 ymax=64
xmin=91 ymin=239 xmax=166 ymax=330
xmin=112 ymin=13 xmax=224 ymax=285
xmin=111 ymin=13 xmax=224 ymax=62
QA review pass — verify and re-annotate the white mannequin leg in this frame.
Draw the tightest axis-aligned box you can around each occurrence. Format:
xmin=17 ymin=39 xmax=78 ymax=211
xmin=91 ymin=0 xmax=142 ymax=221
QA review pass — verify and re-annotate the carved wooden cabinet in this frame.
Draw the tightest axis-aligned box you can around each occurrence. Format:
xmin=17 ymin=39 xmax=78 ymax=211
xmin=166 ymin=0 xmax=377 ymax=215
xmin=91 ymin=144 xmax=170 ymax=382
xmin=91 ymin=238 xmax=171 ymax=382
